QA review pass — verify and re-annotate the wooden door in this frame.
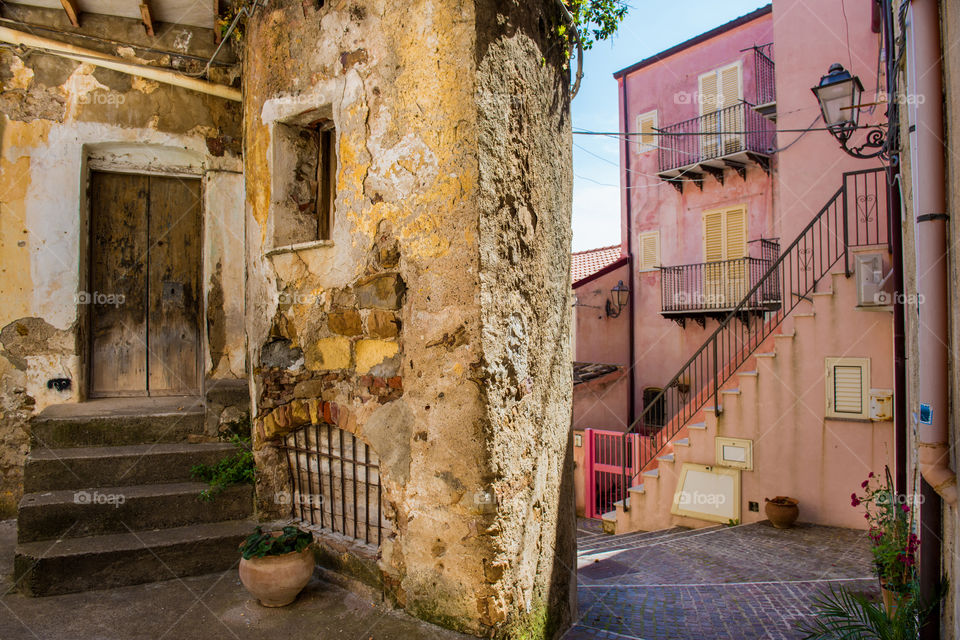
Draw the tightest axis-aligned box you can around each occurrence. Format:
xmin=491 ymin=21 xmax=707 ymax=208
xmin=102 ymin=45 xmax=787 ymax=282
xmin=89 ymin=172 xmax=201 ymax=397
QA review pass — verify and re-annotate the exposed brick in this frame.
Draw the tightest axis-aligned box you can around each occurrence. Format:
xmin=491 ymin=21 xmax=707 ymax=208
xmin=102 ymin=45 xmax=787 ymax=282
xmin=387 ymin=376 xmax=403 ymax=389
xmin=322 ymin=401 xmax=332 ymax=423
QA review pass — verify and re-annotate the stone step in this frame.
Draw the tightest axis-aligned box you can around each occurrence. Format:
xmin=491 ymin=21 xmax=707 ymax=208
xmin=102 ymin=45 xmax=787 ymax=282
xmin=30 ymin=398 xmax=206 ymax=449
xmin=577 ymin=525 xmax=686 ymax=553
xmin=14 ymin=519 xmax=255 ymax=597
xmin=24 ymin=443 xmax=239 ymax=493
xmin=18 ymin=482 xmax=253 ymax=543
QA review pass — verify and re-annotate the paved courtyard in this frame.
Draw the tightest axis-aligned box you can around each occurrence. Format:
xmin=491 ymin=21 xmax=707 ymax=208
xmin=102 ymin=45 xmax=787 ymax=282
xmin=0 ymin=519 xmax=469 ymax=640
xmin=565 ymin=519 xmax=879 ymax=640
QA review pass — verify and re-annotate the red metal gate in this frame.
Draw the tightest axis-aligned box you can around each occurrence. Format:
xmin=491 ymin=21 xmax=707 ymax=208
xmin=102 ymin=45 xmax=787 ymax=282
xmin=584 ymin=428 xmax=638 ymax=519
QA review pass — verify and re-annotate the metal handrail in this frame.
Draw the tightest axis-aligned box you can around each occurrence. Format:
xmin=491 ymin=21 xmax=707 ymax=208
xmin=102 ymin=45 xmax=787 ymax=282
xmin=619 ymin=168 xmax=888 ymax=505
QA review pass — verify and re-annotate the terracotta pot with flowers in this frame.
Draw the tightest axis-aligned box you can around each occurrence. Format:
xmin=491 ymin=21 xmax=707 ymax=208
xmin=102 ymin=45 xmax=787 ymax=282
xmin=851 ymin=467 xmax=918 ymax=617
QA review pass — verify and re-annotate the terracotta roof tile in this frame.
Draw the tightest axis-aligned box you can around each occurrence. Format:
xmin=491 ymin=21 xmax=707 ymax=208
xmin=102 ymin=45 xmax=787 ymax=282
xmin=571 ymin=244 xmax=623 ymax=285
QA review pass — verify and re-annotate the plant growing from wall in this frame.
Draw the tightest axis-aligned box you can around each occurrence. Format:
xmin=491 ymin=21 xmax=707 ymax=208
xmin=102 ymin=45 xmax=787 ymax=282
xmin=191 ymin=434 xmax=254 ymax=501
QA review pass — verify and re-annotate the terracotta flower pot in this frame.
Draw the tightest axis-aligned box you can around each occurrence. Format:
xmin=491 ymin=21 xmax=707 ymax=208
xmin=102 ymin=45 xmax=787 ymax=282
xmin=880 ymin=581 xmax=907 ymax=619
xmin=764 ymin=496 xmax=799 ymax=529
xmin=239 ymin=547 xmax=314 ymax=607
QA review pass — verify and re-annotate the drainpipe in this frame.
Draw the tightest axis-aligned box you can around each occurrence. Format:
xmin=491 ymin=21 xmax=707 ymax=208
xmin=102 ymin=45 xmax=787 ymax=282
xmin=620 ymin=77 xmax=636 ymax=429
xmin=910 ymin=0 xmax=956 ymax=506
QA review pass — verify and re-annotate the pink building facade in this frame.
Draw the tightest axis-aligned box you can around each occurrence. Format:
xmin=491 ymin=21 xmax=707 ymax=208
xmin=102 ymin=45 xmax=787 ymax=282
xmin=574 ymin=2 xmax=896 ymax=530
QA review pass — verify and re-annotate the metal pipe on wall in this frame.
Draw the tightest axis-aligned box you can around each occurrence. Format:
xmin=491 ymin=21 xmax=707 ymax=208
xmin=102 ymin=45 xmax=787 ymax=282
xmin=909 ymin=0 xmax=956 ymax=506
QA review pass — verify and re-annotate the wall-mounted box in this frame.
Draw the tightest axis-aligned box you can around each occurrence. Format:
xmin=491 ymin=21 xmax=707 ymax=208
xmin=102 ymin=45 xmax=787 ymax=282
xmin=715 ymin=436 xmax=753 ymax=470
xmin=870 ymin=388 xmax=893 ymax=421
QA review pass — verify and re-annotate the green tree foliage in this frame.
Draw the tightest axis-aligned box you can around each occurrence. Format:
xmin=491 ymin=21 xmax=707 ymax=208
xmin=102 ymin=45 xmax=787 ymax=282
xmin=565 ymin=0 xmax=629 ymax=50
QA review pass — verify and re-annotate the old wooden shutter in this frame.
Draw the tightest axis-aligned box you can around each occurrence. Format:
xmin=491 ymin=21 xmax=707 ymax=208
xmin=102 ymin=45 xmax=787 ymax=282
xmin=636 ymin=112 xmax=657 ymax=151
xmin=700 ymin=71 xmax=720 ymax=156
xmin=724 ymin=207 xmax=746 ymax=259
xmin=640 ymin=232 xmax=659 ymax=269
xmin=703 ymin=210 xmax=725 ymax=262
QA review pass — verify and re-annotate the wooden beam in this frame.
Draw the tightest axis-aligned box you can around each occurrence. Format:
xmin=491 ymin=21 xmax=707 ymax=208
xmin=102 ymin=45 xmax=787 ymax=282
xmin=213 ymin=0 xmax=221 ymax=44
xmin=140 ymin=2 xmax=155 ymax=37
xmin=60 ymin=0 xmax=80 ymax=27
xmin=0 ymin=26 xmax=242 ymax=102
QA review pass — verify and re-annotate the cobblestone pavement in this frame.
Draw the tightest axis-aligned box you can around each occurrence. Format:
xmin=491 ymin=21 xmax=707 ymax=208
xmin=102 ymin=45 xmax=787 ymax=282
xmin=565 ymin=520 xmax=879 ymax=640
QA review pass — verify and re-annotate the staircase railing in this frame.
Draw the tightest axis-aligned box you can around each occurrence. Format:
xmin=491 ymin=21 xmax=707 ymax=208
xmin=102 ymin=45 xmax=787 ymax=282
xmin=620 ymin=168 xmax=889 ymax=503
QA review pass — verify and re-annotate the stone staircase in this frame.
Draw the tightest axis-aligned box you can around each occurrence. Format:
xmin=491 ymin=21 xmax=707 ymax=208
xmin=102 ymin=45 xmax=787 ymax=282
xmin=14 ymin=398 xmax=254 ymax=596
xmin=609 ymin=259 xmax=893 ymax=534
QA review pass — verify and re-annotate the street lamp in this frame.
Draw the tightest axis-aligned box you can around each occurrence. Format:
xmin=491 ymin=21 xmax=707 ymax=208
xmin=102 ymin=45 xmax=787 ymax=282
xmin=811 ymin=63 xmax=886 ymax=159
xmin=605 ymin=280 xmax=630 ymax=318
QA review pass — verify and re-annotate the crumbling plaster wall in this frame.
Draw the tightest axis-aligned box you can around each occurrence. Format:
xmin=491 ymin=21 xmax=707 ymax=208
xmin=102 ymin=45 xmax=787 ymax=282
xmin=0 ymin=7 xmax=245 ymax=515
xmin=244 ymin=0 xmax=574 ymax=636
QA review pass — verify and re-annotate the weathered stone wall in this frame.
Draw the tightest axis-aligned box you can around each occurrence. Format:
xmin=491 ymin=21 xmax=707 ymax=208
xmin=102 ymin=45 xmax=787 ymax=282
xmin=0 ymin=5 xmax=244 ymax=515
xmin=243 ymin=0 xmax=574 ymax=636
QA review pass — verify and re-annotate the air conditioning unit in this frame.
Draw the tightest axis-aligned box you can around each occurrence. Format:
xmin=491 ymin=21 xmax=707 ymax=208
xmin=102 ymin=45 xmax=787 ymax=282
xmin=856 ymin=253 xmax=889 ymax=306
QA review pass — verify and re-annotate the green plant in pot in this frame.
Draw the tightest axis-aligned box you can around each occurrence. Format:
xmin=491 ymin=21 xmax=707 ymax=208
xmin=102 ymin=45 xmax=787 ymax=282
xmin=852 ymin=467 xmax=918 ymax=613
xmin=238 ymin=525 xmax=314 ymax=607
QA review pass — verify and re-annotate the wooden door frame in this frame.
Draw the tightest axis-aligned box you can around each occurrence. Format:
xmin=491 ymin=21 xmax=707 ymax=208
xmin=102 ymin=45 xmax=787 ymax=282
xmin=82 ymin=161 xmax=206 ymax=400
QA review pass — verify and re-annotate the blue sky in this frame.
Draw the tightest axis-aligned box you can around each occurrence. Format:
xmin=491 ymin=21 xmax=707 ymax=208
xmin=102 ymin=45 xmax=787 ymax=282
xmin=571 ymin=0 xmax=770 ymax=252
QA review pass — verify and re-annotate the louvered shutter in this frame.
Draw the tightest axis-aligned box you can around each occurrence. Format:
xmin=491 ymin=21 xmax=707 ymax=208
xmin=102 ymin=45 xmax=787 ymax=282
xmin=724 ymin=208 xmax=746 ymax=259
xmin=724 ymin=207 xmax=747 ymax=300
xmin=640 ymin=232 xmax=659 ymax=269
xmin=636 ymin=112 xmax=657 ymax=152
xmin=833 ymin=366 xmax=864 ymax=414
xmin=700 ymin=72 xmax=720 ymax=157
xmin=825 ymin=358 xmax=870 ymax=419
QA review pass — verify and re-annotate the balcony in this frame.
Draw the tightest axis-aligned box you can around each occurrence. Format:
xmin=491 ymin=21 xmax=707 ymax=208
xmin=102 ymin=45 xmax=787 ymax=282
xmin=753 ymin=43 xmax=776 ymax=118
xmin=656 ymin=101 xmax=775 ymax=192
xmin=660 ymin=239 xmax=781 ymax=326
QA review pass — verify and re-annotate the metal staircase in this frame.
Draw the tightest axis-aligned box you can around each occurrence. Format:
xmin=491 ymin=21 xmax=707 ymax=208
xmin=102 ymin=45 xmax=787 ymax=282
xmin=617 ymin=168 xmax=890 ymax=509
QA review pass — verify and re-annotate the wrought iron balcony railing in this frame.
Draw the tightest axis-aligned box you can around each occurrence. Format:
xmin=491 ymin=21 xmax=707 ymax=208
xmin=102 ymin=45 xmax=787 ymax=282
xmin=660 ymin=248 xmax=781 ymax=315
xmin=657 ymin=101 xmax=775 ymax=174
xmin=754 ymin=43 xmax=775 ymax=107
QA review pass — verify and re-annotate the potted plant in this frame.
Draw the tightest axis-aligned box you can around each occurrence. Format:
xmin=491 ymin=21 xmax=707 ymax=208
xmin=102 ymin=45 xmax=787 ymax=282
xmin=851 ymin=467 xmax=918 ymax=615
xmin=238 ymin=525 xmax=314 ymax=607
xmin=764 ymin=495 xmax=799 ymax=528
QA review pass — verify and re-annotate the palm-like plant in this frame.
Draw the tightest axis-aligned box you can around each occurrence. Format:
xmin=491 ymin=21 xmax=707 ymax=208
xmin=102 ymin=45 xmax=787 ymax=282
xmin=797 ymin=581 xmax=945 ymax=639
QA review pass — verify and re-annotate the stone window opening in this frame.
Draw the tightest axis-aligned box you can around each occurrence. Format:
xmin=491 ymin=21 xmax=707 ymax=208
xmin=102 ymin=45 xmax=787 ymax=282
xmin=278 ymin=422 xmax=389 ymax=548
xmin=269 ymin=115 xmax=338 ymax=251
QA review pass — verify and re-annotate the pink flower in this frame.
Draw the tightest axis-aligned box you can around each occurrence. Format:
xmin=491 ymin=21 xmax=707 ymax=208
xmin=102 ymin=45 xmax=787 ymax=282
xmin=851 ymin=493 xmax=861 ymax=507
xmin=902 ymin=504 xmax=910 ymax=513
xmin=868 ymin=472 xmax=875 ymax=478
xmin=861 ymin=480 xmax=869 ymax=488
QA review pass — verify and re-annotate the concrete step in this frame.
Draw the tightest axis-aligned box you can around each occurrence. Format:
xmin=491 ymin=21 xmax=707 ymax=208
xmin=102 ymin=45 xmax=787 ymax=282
xmin=30 ymin=398 xmax=206 ymax=449
xmin=688 ymin=422 xmax=707 ymax=430
xmin=674 ymin=438 xmax=690 ymax=447
xmin=657 ymin=453 xmax=675 ymax=463
xmin=14 ymin=519 xmax=254 ymax=596
xmin=18 ymin=482 xmax=253 ymax=543
xmin=24 ymin=443 xmax=239 ymax=493
xmin=577 ymin=526 xmax=688 ymax=554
